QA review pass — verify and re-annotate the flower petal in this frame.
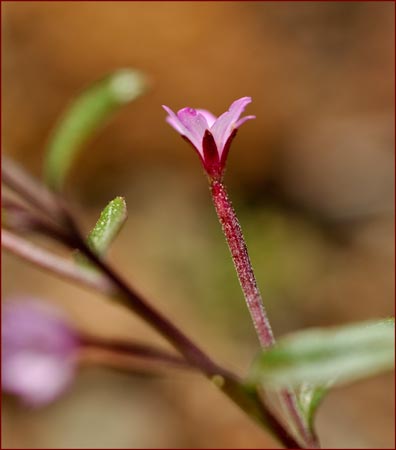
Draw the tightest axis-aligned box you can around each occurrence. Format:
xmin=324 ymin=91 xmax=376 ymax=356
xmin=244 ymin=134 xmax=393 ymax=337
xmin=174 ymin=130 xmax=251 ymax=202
xmin=229 ymin=96 xmax=253 ymax=116
xmin=162 ymin=105 xmax=204 ymax=154
xmin=209 ymin=111 xmax=233 ymax=155
xmin=196 ymin=109 xmax=217 ymax=127
xmin=210 ymin=97 xmax=253 ymax=154
xmin=162 ymin=105 xmax=188 ymax=134
xmin=176 ymin=108 xmax=210 ymax=154
xmin=235 ymin=115 xmax=256 ymax=128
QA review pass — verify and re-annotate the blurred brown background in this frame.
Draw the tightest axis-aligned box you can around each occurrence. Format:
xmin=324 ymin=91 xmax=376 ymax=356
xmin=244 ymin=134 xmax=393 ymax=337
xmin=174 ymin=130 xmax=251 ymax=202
xmin=2 ymin=1 xmax=395 ymax=448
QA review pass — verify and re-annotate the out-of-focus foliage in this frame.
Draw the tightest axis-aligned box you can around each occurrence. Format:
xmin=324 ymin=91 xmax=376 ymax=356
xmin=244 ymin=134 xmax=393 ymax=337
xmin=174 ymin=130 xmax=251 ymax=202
xmin=249 ymin=319 xmax=394 ymax=437
xmin=250 ymin=319 xmax=394 ymax=387
xmin=44 ymin=70 xmax=147 ymax=191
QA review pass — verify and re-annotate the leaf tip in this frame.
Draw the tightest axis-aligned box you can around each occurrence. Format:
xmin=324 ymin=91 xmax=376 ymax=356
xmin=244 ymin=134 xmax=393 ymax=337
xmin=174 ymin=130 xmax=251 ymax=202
xmin=109 ymin=69 xmax=148 ymax=104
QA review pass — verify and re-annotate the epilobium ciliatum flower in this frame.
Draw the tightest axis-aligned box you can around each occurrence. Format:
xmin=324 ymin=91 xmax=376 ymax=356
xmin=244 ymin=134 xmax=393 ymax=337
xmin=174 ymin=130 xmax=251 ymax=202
xmin=2 ymin=299 xmax=79 ymax=406
xmin=163 ymin=97 xmax=255 ymax=180
xmin=163 ymin=96 xmax=275 ymax=345
xmin=163 ymin=97 xmax=316 ymax=447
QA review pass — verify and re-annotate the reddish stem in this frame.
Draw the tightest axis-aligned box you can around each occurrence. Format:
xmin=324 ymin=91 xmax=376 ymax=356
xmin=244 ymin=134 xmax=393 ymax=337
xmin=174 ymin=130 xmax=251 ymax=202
xmin=210 ymin=180 xmax=318 ymax=449
xmin=210 ymin=180 xmax=274 ymax=347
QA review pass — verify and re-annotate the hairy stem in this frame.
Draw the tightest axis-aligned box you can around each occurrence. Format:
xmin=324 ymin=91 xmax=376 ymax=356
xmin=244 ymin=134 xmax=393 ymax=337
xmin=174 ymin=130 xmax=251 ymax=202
xmin=210 ymin=179 xmax=318 ymax=448
xmin=210 ymin=180 xmax=274 ymax=347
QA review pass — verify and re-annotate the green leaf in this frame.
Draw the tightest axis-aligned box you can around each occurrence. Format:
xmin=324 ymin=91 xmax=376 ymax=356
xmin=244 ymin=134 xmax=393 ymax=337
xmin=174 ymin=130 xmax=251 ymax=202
xmin=249 ymin=318 xmax=394 ymax=389
xmin=86 ymin=196 xmax=127 ymax=256
xmin=44 ymin=69 xmax=147 ymax=191
xmin=74 ymin=196 xmax=127 ymax=268
xmin=249 ymin=319 xmax=394 ymax=437
xmin=297 ymin=382 xmax=330 ymax=433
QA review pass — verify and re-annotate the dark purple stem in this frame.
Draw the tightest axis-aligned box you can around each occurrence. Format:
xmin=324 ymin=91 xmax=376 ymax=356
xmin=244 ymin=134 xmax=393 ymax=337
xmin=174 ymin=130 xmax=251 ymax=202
xmin=210 ymin=179 xmax=318 ymax=449
xmin=81 ymin=336 xmax=194 ymax=370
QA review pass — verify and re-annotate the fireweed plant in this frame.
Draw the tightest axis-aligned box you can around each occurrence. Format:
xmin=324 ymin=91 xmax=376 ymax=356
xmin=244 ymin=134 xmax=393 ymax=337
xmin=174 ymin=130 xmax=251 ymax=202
xmin=2 ymin=70 xmax=394 ymax=449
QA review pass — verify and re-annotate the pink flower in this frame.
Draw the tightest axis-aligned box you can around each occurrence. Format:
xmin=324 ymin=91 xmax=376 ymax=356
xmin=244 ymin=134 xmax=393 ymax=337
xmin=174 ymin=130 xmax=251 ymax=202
xmin=2 ymin=299 xmax=79 ymax=407
xmin=163 ymin=97 xmax=255 ymax=179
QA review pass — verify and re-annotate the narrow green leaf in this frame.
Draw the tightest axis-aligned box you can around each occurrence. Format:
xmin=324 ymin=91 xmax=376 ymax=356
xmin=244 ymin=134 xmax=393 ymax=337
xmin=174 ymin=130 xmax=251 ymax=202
xmin=44 ymin=69 xmax=147 ymax=191
xmin=249 ymin=318 xmax=394 ymax=389
xmin=297 ymin=382 xmax=330 ymax=433
xmin=86 ymin=196 xmax=127 ymax=256
xmin=74 ymin=196 xmax=127 ymax=269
